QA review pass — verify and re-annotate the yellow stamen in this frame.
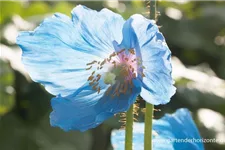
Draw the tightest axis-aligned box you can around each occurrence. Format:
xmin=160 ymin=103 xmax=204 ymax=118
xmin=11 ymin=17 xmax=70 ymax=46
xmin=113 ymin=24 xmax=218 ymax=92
xmin=110 ymin=52 xmax=116 ymax=57
xmin=100 ymin=59 xmax=106 ymax=66
xmin=141 ymin=72 xmax=146 ymax=77
xmin=117 ymin=49 xmax=125 ymax=55
xmin=86 ymin=66 xmax=92 ymax=70
xmin=97 ymin=87 xmax=101 ymax=94
xmin=112 ymin=61 xmax=116 ymax=67
xmin=92 ymin=82 xmax=99 ymax=90
xmin=108 ymin=52 xmax=117 ymax=62
xmin=85 ymin=48 xmax=139 ymax=95
xmin=119 ymin=83 xmax=124 ymax=93
xmin=123 ymin=69 xmax=129 ymax=77
xmin=121 ymin=81 xmax=128 ymax=94
xmin=132 ymin=58 xmax=136 ymax=63
xmin=106 ymin=86 xmax=112 ymax=95
xmin=86 ymin=60 xmax=97 ymax=65
xmin=89 ymin=79 xmax=96 ymax=86
xmin=96 ymin=74 xmax=101 ymax=82
xmin=107 ymin=58 xmax=111 ymax=62
xmin=129 ymin=49 xmax=135 ymax=55
xmin=87 ymin=75 xmax=94 ymax=81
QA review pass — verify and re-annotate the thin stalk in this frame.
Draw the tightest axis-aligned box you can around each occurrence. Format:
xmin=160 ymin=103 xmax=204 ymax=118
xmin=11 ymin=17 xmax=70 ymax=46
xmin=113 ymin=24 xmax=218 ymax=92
xmin=150 ymin=0 xmax=157 ymax=20
xmin=125 ymin=105 xmax=133 ymax=150
xmin=144 ymin=1 xmax=156 ymax=150
xmin=144 ymin=103 xmax=154 ymax=150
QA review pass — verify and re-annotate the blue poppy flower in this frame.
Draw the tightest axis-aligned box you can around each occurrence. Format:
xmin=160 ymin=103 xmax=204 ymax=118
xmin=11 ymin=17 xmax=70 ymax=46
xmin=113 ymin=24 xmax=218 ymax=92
xmin=16 ymin=5 xmax=175 ymax=131
xmin=111 ymin=108 xmax=204 ymax=150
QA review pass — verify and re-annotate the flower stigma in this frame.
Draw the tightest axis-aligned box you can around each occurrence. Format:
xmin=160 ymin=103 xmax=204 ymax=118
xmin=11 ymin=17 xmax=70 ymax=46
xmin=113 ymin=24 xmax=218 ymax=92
xmin=104 ymin=72 xmax=116 ymax=85
xmin=86 ymin=48 xmax=145 ymax=97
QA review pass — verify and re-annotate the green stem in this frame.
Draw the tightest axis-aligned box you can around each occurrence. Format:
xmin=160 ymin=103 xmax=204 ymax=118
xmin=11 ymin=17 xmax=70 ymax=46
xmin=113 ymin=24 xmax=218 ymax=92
xmin=144 ymin=1 xmax=156 ymax=150
xmin=125 ymin=104 xmax=133 ymax=150
xmin=150 ymin=0 xmax=157 ymax=20
xmin=144 ymin=103 xmax=154 ymax=150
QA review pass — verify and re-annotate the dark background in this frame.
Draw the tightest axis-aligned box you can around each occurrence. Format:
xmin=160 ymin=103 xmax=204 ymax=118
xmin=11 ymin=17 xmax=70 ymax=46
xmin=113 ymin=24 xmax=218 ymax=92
xmin=0 ymin=1 xmax=225 ymax=150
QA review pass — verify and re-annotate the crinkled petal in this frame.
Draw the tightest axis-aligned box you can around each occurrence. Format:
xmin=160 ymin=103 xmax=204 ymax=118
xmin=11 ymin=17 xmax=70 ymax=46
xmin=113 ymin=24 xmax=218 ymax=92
xmin=17 ymin=31 xmax=100 ymax=96
xmin=50 ymin=78 xmax=141 ymax=131
xmin=71 ymin=5 xmax=125 ymax=56
xmin=120 ymin=14 xmax=176 ymax=105
xmin=153 ymin=108 xmax=204 ymax=150
xmin=111 ymin=108 xmax=204 ymax=150
xmin=16 ymin=5 xmax=125 ymax=96
xmin=140 ymin=31 xmax=176 ymax=105
xmin=118 ymin=14 xmax=157 ymax=52
xmin=117 ymin=17 xmax=138 ymax=49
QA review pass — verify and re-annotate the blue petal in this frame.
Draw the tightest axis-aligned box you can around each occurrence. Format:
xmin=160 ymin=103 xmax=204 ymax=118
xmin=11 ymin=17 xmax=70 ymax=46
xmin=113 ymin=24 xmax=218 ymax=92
xmin=153 ymin=108 xmax=204 ymax=150
xmin=71 ymin=5 xmax=125 ymax=56
xmin=17 ymin=31 xmax=100 ymax=96
xmin=140 ymin=31 xmax=176 ymax=105
xmin=50 ymin=78 xmax=141 ymax=131
xmin=111 ymin=108 xmax=204 ymax=150
xmin=118 ymin=14 xmax=157 ymax=51
xmin=120 ymin=14 xmax=176 ymax=105
xmin=16 ymin=5 xmax=125 ymax=97
xmin=118 ymin=17 xmax=138 ymax=49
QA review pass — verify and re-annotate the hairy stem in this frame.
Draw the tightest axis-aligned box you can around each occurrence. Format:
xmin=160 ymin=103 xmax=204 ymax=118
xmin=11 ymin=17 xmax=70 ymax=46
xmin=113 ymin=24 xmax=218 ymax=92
xmin=125 ymin=105 xmax=133 ymax=150
xmin=144 ymin=1 xmax=156 ymax=150
xmin=150 ymin=0 xmax=157 ymax=20
xmin=144 ymin=103 xmax=154 ymax=150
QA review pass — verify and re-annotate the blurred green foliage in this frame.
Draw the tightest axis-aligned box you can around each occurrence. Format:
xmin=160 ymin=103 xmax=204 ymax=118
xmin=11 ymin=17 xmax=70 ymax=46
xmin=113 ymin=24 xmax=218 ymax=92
xmin=0 ymin=1 xmax=225 ymax=150
xmin=0 ymin=1 xmax=74 ymax=25
xmin=0 ymin=60 xmax=15 ymax=115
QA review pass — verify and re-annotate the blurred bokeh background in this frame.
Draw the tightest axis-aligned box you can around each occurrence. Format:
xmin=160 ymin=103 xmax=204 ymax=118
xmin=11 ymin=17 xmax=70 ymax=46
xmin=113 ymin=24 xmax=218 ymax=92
xmin=0 ymin=1 xmax=225 ymax=150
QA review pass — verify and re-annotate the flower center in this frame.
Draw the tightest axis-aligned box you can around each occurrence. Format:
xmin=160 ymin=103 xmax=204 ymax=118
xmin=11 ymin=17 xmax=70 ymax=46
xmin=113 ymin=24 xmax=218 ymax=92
xmin=86 ymin=49 xmax=145 ymax=97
